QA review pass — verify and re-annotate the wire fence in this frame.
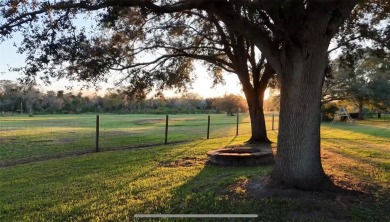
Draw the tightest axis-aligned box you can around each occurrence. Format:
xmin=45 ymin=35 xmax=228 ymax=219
xmin=0 ymin=113 xmax=276 ymax=165
xmin=0 ymin=112 xmax=388 ymax=166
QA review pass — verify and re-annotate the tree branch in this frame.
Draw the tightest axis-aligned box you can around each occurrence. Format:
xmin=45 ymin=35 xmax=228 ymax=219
xmin=206 ymin=5 xmax=282 ymax=74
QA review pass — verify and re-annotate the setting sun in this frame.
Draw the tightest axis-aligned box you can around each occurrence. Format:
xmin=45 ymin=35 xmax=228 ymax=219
xmin=264 ymin=88 xmax=270 ymax=100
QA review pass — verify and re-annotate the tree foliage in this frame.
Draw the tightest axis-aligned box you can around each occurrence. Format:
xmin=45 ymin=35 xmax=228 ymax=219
xmin=330 ymin=49 xmax=390 ymax=117
xmin=0 ymin=1 xmax=276 ymax=97
xmin=0 ymin=81 xmax=241 ymax=114
xmin=212 ymin=94 xmax=248 ymax=115
xmin=1 ymin=1 xmax=387 ymax=85
xmin=331 ymin=1 xmax=390 ymax=54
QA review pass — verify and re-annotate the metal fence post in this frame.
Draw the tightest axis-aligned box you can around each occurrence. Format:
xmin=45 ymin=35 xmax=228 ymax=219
xmin=236 ymin=113 xmax=239 ymax=136
xmin=96 ymin=115 xmax=99 ymax=152
xmin=272 ymin=114 xmax=275 ymax=130
xmin=165 ymin=115 xmax=169 ymax=144
xmin=207 ymin=115 xmax=210 ymax=139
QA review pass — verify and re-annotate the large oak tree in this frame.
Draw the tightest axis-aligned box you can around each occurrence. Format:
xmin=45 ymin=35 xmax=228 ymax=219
xmin=1 ymin=0 xmax=388 ymax=190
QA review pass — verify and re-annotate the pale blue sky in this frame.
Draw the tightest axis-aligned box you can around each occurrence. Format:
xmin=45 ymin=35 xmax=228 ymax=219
xmin=0 ymin=31 xmax=243 ymax=98
xmin=0 ymin=11 xmax=246 ymax=98
xmin=0 ymin=37 xmax=244 ymax=98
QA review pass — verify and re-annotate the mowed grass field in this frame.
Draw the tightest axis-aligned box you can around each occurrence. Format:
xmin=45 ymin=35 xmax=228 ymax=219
xmin=0 ymin=114 xmax=389 ymax=221
xmin=0 ymin=113 xmax=278 ymax=164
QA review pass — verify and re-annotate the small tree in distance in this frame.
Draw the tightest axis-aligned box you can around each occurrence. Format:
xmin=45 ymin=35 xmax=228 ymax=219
xmin=213 ymin=94 xmax=248 ymax=116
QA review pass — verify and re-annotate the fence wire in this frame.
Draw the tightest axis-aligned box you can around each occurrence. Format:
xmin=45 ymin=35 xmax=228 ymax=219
xmin=1 ymin=113 xmax=388 ymax=166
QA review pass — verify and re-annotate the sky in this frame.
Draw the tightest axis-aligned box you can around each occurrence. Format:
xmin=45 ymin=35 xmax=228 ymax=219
xmin=0 ymin=32 xmax=247 ymax=99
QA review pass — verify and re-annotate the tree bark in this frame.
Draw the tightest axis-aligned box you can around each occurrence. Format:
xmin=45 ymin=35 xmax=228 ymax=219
xmin=244 ymin=88 xmax=271 ymax=144
xmin=358 ymin=101 xmax=364 ymax=120
xmin=236 ymin=62 xmax=272 ymax=144
xmin=272 ymin=27 xmax=336 ymax=190
xmin=232 ymin=38 xmax=272 ymax=144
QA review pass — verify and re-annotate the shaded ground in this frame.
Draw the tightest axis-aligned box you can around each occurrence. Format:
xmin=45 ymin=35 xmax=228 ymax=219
xmin=1 ymin=119 xmax=388 ymax=221
xmin=0 ymin=141 xmax=190 ymax=167
xmin=241 ymin=148 xmax=390 ymax=221
xmin=0 ymin=150 xmax=94 ymax=167
xmin=158 ymin=157 xmax=207 ymax=168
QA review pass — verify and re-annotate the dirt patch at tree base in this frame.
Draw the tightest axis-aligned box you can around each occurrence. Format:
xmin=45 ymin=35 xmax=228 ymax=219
xmin=158 ymin=157 xmax=207 ymax=168
xmin=244 ymin=176 xmax=387 ymax=221
xmin=241 ymin=148 xmax=390 ymax=221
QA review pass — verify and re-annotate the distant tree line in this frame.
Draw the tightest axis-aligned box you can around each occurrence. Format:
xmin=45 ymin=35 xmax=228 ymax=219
xmin=320 ymin=49 xmax=390 ymax=120
xmin=0 ymin=80 xmax=247 ymax=115
xmin=266 ymin=48 xmax=390 ymax=120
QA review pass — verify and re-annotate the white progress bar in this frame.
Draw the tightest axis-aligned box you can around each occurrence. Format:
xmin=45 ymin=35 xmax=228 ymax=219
xmin=134 ymin=214 xmax=258 ymax=218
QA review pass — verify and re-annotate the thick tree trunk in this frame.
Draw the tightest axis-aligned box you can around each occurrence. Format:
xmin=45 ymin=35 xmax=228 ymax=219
xmin=245 ymin=90 xmax=271 ymax=143
xmin=358 ymin=101 xmax=364 ymax=120
xmin=214 ymin=0 xmax=357 ymax=191
xmin=272 ymin=36 xmax=334 ymax=190
xmin=236 ymin=66 xmax=272 ymax=143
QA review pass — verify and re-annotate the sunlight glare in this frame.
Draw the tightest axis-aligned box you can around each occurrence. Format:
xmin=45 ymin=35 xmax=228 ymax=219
xmin=264 ymin=88 xmax=270 ymax=100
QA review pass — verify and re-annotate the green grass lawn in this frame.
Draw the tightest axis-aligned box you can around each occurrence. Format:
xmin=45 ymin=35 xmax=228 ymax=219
xmin=0 ymin=113 xmax=279 ymax=163
xmin=0 ymin=115 xmax=389 ymax=221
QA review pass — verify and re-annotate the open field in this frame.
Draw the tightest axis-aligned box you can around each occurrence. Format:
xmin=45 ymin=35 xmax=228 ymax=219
xmin=0 ymin=115 xmax=389 ymax=221
xmin=0 ymin=113 xmax=279 ymax=164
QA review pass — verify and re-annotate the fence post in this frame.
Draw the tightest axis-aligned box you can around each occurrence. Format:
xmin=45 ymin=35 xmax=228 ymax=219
xmin=272 ymin=114 xmax=275 ymax=130
xmin=96 ymin=115 xmax=99 ymax=152
xmin=236 ymin=113 xmax=239 ymax=136
xmin=165 ymin=115 xmax=169 ymax=144
xmin=207 ymin=115 xmax=210 ymax=139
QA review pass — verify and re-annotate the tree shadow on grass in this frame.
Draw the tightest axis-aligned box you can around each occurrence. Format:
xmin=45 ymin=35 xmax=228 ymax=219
xmin=134 ymin=148 xmax=389 ymax=222
xmin=321 ymin=122 xmax=390 ymax=141
xmin=324 ymin=142 xmax=390 ymax=172
xmin=132 ymin=142 xmax=276 ymax=221
xmin=137 ymin=164 xmax=276 ymax=222
xmin=311 ymin=148 xmax=390 ymax=221
xmin=156 ymin=168 xmax=388 ymax=221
